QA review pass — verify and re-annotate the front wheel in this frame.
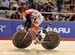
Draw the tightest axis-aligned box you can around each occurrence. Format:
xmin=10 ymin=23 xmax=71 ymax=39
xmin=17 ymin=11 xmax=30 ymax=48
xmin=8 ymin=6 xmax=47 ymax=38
xmin=41 ymin=31 xmax=60 ymax=49
xmin=12 ymin=30 xmax=32 ymax=49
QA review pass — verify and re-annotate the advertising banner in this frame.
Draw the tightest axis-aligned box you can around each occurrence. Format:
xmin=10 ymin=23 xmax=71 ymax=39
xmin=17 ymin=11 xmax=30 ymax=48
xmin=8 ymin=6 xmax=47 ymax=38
xmin=0 ymin=20 xmax=75 ymax=38
xmin=40 ymin=22 xmax=75 ymax=38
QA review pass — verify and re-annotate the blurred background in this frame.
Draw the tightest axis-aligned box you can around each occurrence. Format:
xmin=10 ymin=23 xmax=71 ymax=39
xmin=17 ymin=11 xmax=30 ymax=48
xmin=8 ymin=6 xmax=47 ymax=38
xmin=0 ymin=0 xmax=75 ymax=21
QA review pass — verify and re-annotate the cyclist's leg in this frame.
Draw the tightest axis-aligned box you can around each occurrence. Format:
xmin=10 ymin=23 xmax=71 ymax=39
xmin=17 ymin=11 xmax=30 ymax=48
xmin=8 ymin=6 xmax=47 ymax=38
xmin=23 ymin=19 xmax=32 ymax=31
xmin=30 ymin=24 xmax=39 ymax=44
xmin=26 ymin=20 xmax=32 ymax=31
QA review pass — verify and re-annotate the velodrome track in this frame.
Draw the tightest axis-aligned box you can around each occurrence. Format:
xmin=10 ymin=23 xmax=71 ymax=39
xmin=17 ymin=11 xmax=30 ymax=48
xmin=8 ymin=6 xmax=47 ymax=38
xmin=0 ymin=40 xmax=75 ymax=55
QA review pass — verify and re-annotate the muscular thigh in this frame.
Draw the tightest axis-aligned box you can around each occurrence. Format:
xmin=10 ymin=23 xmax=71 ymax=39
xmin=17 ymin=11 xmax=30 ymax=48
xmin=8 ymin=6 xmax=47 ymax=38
xmin=31 ymin=28 xmax=39 ymax=35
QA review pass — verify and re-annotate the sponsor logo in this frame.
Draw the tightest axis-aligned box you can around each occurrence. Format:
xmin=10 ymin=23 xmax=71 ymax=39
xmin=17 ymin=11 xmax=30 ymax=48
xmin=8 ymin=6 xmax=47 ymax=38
xmin=39 ymin=27 xmax=70 ymax=33
xmin=49 ymin=27 xmax=70 ymax=33
xmin=16 ymin=25 xmax=24 ymax=31
xmin=0 ymin=25 xmax=6 ymax=32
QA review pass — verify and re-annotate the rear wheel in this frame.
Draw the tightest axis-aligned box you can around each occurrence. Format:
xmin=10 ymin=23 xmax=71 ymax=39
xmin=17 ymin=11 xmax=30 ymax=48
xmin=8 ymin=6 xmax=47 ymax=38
xmin=12 ymin=30 xmax=32 ymax=49
xmin=41 ymin=31 xmax=60 ymax=49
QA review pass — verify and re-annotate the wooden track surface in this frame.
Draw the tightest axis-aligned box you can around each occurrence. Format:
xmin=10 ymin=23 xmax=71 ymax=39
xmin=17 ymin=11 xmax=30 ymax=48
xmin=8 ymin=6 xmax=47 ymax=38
xmin=0 ymin=40 xmax=75 ymax=55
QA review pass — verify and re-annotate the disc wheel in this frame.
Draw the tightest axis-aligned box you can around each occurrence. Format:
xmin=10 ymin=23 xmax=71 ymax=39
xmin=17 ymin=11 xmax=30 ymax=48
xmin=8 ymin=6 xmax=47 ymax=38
xmin=12 ymin=30 xmax=32 ymax=49
xmin=41 ymin=31 xmax=60 ymax=49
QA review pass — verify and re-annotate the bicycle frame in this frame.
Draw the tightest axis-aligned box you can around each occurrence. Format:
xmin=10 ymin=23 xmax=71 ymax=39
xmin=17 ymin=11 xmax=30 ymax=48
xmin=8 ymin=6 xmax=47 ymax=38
xmin=22 ymin=29 xmax=36 ymax=41
xmin=22 ymin=23 xmax=52 ymax=43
